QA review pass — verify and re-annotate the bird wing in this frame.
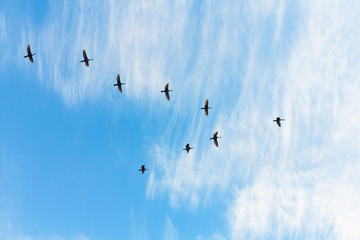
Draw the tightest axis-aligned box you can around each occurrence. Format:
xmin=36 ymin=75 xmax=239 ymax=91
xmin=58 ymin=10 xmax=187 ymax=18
xmin=214 ymin=138 xmax=219 ymax=147
xmin=85 ymin=61 xmax=89 ymax=67
xmin=83 ymin=49 xmax=87 ymax=59
xmin=277 ymin=121 xmax=281 ymax=127
xmin=205 ymin=109 xmax=208 ymax=116
xmin=186 ymin=144 xmax=189 ymax=148
xmin=27 ymin=45 xmax=31 ymax=55
xmin=117 ymin=74 xmax=121 ymax=85
xmin=118 ymin=85 xmax=122 ymax=93
xmin=165 ymin=83 xmax=169 ymax=91
xmin=205 ymin=99 xmax=208 ymax=107
xmin=165 ymin=91 xmax=170 ymax=101
xmin=214 ymin=131 xmax=218 ymax=137
xmin=29 ymin=55 xmax=34 ymax=63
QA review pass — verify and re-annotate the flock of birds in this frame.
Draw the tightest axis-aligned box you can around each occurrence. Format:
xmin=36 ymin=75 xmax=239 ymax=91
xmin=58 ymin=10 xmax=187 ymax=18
xmin=24 ymin=45 xmax=285 ymax=175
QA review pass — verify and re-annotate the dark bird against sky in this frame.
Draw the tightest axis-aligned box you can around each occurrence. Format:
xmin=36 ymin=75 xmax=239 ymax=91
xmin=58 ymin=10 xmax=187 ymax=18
xmin=138 ymin=165 xmax=149 ymax=174
xmin=24 ymin=45 xmax=36 ymax=63
xmin=183 ymin=143 xmax=194 ymax=153
xmin=210 ymin=131 xmax=221 ymax=147
xmin=201 ymin=99 xmax=212 ymax=116
xmin=80 ymin=49 xmax=93 ymax=67
xmin=114 ymin=74 xmax=125 ymax=93
xmin=161 ymin=83 xmax=173 ymax=101
xmin=273 ymin=117 xmax=285 ymax=127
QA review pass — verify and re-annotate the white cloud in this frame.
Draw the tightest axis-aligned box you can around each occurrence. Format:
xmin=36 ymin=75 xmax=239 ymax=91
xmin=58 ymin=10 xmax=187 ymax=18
xmin=147 ymin=0 xmax=360 ymax=238
xmin=0 ymin=11 xmax=9 ymax=68
xmin=164 ymin=217 xmax=178 ymax=240
xmin=226 ymin=0 xmax=360 ymax=239
xmin=147 ymin=0 xmax=288 ymax=208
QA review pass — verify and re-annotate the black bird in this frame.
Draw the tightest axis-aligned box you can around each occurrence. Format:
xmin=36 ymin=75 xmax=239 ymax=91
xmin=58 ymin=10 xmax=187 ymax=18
xmin=273 ymin=117 xmax=285 ymax=127
xmin=183 ymin=143 xmax=194 ymax=153
xmin=80 ymin=49 xmax=93 ymax=67
xmin=24 ymin=45 xmax=36 ymax=63
xmin=114 ymin=74 xmax=125 ymax=93
xmin=138 ymin=165 xmax=149 ymax=174
xmin=201 ymin=99 xmax=212 ymax=116
xmin=161 ymin=83 xmax=173 ymax=101
xmin=210 ymin=131 xmax=221 ymax=147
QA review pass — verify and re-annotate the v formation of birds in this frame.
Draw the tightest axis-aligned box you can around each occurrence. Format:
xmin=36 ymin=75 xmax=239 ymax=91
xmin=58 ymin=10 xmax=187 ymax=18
xmin=25 ymin=45 xmax=285 ymax=175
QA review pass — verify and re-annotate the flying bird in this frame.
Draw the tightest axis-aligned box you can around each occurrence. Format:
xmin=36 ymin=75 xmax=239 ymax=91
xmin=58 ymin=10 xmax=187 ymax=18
xmin=201 ymin=99 xmax=212 ymax=116
xmin=24 ymin=45 xmax=36 ymax=63
xmin=273 ymin=117 xmax=285 ymax=127
xmin=161 ymin=83 xmax=173 ymax=101
xmin=80 ymin=49 xmax=93 ymax=67
xmin=183 ymin=143 xmax=194 ymax=153
xmin=210 ymin=131 xmax=221 ymax=147
xmin=138 ymin=165 xmax=149 ymax=174
xmin=114 ymin=74 xmax=125 ymax=93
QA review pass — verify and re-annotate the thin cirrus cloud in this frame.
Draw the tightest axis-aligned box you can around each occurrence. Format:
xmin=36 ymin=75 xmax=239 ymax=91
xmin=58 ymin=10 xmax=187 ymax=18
xmin=31 ymin=0 xmax=197 ymax=106
xmin=147 ymin=0 xmax=288 ymax=208
xmin=228 ymin=0 xmax=360 ymax=239
xmin=147 ymin=0 xmax=360 ymax=239
xmin=19 ymin=0 xmax=360 ymax=238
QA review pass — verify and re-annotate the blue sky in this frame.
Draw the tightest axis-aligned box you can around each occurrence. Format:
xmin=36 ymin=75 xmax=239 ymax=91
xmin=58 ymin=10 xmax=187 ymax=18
xmin=1 ymin=0 xmax=360 ymax=239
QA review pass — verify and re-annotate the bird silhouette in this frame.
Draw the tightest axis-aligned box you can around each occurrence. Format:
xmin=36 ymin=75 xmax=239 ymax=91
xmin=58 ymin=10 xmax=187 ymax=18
xmin=201 ymin=99 xmax=212 ymax=116
xmin=273 ymin=117 xmax=285 ymax=127
xmin=210 ymin=131 xmax=221 ymax=147
xmin=161 ymin=83 xmax=173 ymax=101
xmin=138 ymin=165 xmax=149 ymax=174
xmin=183 ymin=143 xmax=194 ymax=153
xmin=80 ymin=49 xmax=93 ymax=67
xmin=24 ymin=45 xmax=36 ymax=63
xmin=114 ymin=74 xmax=125 ymax=93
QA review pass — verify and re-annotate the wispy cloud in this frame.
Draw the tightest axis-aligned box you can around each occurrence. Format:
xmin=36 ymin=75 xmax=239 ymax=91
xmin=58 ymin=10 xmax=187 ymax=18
xmin=147 ymin=0 xmax=288 ymax=208
xmin=0 ymin=11 xmax=9 ymax=69
xmin=130 ymin=207 xmax=148 ymax=240
xmin=164 ymin=217 xmax=178 ymax=240
xmin=147 ymin=0 xmax=360 ymax=238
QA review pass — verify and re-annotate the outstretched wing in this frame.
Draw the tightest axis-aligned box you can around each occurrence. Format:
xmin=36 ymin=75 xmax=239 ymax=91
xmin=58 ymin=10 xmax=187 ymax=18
xmin=277 ymin=121 xmax=281 ymax=127
xmin=214 ymin=138 xmax=219 ymax=147
xmin=205 ymin=99 xmax=209 ymax=107
xmin=165 ymin=91 xmax=170 ymax=101
xmin=165 ymin=83 xmax=169 ymax=91
xmin=27 ymin=45 xmax=34 ymax=63
xmin=83 ymin=49 xmax=87 ymax=59
xmin=205 ymin=109 xmax=208 ymax=116
xmin=27 ymin=45 xmax=31 ymax=55
xmin=117 ymin=74 xmax=121 ymax=85
xmin=118 ymin=85 xmax=123 ymax=93
xmin=85 ymin=61 xmax=89 ymax=67
xmin=214 ymin=131 xmax=218 ymax=138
